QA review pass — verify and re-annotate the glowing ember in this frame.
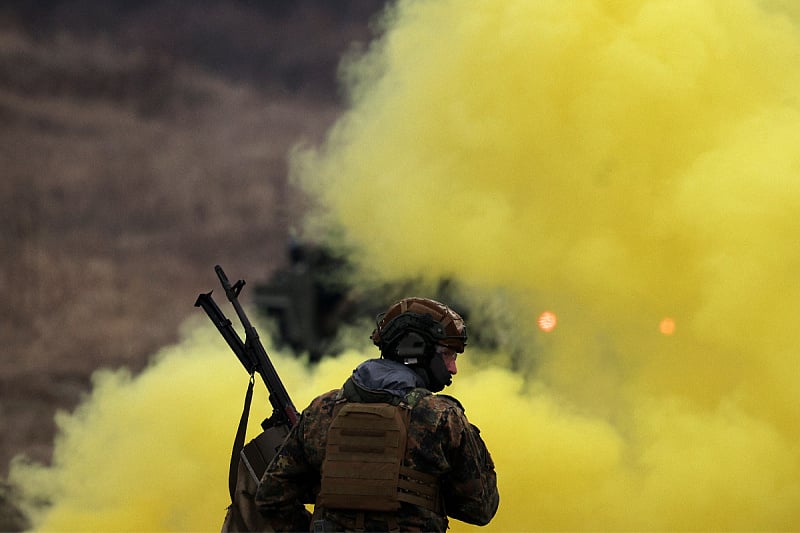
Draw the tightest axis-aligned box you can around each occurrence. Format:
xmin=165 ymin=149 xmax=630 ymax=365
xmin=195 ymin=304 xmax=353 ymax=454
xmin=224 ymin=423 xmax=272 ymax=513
xmin=537 ymin=311 xmax=557 ymax=332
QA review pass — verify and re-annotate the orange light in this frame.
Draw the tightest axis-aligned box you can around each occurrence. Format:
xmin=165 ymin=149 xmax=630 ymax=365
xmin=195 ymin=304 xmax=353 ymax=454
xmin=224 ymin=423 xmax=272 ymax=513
xmin=537 ymin=311 xmax=557 ymax=332
xmin=659 ymin=317 xmax=676 ymax=335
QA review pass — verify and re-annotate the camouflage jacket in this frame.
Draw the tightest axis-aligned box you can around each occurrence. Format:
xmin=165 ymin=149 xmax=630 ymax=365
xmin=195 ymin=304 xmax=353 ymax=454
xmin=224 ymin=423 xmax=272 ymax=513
xmin=255 ymin=359 xmax=499 ymax=532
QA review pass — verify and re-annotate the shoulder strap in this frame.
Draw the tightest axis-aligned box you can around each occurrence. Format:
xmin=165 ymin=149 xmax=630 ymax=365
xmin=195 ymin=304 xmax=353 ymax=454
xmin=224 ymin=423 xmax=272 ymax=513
xmin=229 ymin=374 xmax=255 ymax=503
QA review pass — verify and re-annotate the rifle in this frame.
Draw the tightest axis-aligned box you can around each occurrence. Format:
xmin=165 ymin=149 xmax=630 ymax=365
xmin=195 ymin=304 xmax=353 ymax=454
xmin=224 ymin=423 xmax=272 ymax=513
xmin=195 ymin=265 xmax=300 ymax=503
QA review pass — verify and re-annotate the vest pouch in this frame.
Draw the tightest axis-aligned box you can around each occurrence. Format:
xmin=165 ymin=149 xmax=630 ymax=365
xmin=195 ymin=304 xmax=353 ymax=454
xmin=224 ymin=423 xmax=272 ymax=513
xmin=317 ymin=403 xmax=409 ymax=512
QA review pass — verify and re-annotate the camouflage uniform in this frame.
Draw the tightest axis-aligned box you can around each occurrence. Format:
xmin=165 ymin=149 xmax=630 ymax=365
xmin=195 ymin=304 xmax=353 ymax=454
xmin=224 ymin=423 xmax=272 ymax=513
xmin=255 ymin=358 xmax=499 ymax=532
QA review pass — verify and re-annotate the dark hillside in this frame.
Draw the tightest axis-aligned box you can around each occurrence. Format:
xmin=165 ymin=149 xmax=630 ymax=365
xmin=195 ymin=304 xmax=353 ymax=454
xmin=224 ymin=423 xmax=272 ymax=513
xmin=0 ymin=4 xmax=387 ymax=523
xmin=1 ymin=0 xmax=382 ymax=100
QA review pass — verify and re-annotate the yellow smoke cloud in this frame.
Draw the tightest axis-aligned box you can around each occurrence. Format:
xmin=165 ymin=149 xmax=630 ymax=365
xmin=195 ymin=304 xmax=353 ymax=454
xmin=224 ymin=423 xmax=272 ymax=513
xmin=292 ymin=0 xmax=800 ymax=530
xmin=10 ymin=0 xmax=800 ymax=531
xmin=9 ymin=322 xmax=377 ymax=530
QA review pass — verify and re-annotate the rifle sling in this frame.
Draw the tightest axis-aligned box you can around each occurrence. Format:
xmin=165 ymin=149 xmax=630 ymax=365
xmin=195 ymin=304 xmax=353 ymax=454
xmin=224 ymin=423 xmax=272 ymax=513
xmin=229 ymin=374 xmax=255 ymax=503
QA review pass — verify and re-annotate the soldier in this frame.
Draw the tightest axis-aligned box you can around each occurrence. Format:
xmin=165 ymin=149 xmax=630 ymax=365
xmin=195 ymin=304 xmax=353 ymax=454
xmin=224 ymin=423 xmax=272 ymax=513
xmin=255 ymin=297 xmax=499 ymax=532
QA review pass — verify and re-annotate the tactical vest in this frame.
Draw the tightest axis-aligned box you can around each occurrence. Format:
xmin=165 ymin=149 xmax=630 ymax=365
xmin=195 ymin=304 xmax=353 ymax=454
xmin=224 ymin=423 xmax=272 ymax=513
xmin=316 ymin=399 xmax=440 ymax=514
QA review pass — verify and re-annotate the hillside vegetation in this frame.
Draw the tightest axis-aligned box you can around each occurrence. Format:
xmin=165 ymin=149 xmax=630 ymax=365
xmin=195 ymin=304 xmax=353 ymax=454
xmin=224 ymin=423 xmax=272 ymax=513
xmin=0 ymin=2 xmax=384 ymax=527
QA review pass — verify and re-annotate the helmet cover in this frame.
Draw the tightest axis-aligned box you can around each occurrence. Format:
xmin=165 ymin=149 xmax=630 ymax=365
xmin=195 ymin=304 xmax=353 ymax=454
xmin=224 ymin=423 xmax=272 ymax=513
xmin=371 ymin=297 xmax=467 ymax=356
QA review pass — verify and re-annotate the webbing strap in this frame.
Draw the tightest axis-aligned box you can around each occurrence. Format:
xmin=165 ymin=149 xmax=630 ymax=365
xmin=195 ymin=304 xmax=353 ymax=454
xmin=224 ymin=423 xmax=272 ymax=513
xmin=229 ymin=374 xmax=254 ymax=503
xmin=397 ymin=466 xmax=440 ymax=512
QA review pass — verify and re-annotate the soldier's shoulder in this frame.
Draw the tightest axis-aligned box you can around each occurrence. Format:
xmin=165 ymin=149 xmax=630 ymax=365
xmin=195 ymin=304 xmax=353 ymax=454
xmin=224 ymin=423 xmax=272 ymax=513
xmin=305 ymin=388 xmax=343 ymax=413
xmin=416 ymin=392 xmax=465 ymax=413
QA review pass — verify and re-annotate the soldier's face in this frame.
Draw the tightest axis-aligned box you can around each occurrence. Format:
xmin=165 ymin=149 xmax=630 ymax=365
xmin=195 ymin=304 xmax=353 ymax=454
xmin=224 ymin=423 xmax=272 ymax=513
xmin=436 ymin=345 xmax=458 ymax=375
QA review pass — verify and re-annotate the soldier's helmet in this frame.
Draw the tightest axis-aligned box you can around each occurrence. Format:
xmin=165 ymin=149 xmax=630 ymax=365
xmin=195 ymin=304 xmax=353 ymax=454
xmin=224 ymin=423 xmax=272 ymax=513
xmin=371 ymin=297 xmax=467 ymax=363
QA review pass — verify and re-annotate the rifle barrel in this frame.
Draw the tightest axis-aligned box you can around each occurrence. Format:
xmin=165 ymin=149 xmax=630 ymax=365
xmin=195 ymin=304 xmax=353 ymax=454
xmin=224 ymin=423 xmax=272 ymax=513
xmin=198 ymin=265 xmax=300 ymax=429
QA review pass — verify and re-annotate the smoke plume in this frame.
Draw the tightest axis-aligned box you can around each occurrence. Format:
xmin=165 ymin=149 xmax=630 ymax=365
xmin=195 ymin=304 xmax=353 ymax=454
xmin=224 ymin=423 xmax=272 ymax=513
xmin=294 ymin=0 xmax=800 ymax=529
